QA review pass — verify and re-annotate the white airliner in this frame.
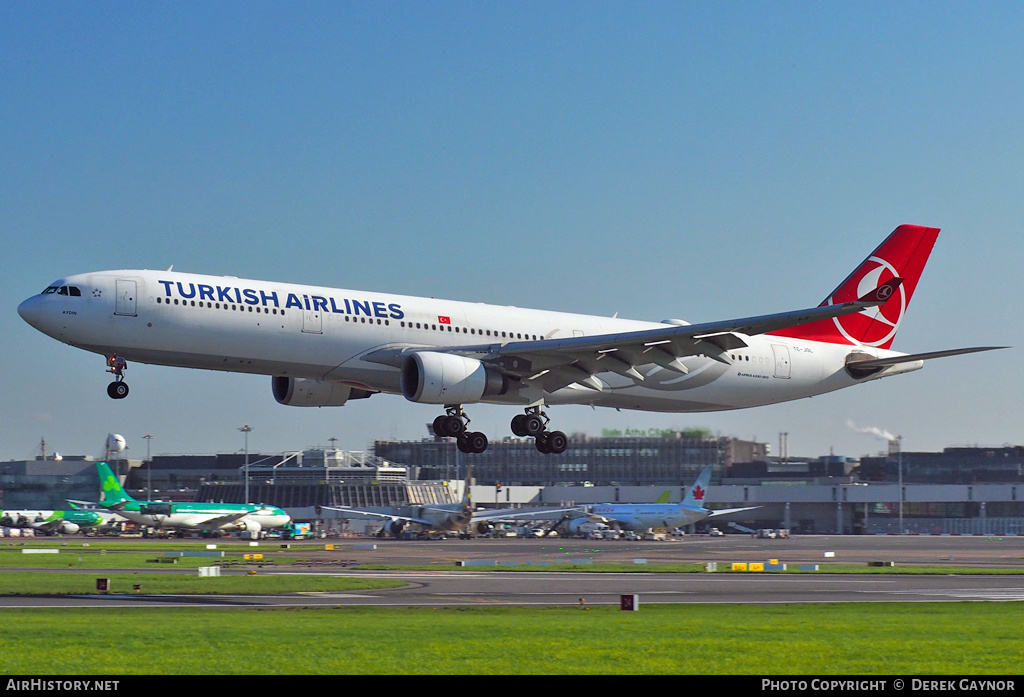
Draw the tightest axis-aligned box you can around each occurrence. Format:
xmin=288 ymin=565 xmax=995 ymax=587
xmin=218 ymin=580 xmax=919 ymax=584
xmin=317 ymin=471 xmax=575 ymax=537
xmin=18 ymin=225 xmax=1001 ymax=454
xmin=578 ymin=467 xmax=759 ymax=533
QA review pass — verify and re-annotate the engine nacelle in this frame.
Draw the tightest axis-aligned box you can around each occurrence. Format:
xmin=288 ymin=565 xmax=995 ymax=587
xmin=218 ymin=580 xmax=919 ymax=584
xmin=401 ymin=352 xmax=508 ymax=404
xmin=566 ymin=518 xmax=608 ymax=536
xmin=57 ymin=522 xmax=81 ymax=534
xmin=236 ymin=519 xmax=263 ymax=533
xmin=273 ymin=377 xmax=372 ymax=407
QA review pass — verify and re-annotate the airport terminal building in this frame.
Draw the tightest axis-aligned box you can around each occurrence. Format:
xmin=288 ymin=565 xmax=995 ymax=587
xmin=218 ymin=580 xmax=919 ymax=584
xmin=2 ymin=433 xmax=1022 ymax=535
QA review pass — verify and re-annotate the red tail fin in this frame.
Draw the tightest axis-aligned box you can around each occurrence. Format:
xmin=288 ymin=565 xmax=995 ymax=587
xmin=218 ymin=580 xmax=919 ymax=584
xmin=769 ymin=225 xmax=939 ymax=349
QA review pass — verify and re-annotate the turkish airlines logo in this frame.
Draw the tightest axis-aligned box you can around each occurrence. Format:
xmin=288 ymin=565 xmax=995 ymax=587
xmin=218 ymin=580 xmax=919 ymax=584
xmin=829 ymin=256 xmax=905 ymax=348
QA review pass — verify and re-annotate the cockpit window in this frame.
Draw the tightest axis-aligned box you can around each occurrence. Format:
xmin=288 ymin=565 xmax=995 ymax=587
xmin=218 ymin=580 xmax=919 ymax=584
xmin=41 ymin=285 xmax=81 ymax=297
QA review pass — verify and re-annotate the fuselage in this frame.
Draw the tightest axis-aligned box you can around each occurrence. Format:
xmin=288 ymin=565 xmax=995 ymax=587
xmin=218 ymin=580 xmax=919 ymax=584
xmin=17 ymin=269 xmax=921 ymax=413
xmin=590 ymin=503 xmax=710 ymax=530
xmin=113 ymin=500 xmax=291 ymax=531
xmin=1 ymin=509 xmax=105 ymax=533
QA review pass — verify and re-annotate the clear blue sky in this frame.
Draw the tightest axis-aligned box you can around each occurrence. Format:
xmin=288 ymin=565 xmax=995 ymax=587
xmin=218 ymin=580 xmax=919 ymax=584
xmin=2 ymin=2 xmax=1019 ymax=462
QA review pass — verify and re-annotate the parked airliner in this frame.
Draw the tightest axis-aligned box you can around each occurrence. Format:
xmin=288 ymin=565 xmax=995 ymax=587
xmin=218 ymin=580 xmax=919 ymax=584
xmin=91 ymin=463 xmax=291 ymax=536
xmin=318 ymin=469 xmax=575 ymax=537
xmin=18 ymin=225 xmax=1001 ymax=454
xmin=580 ymin=467 xmax=759 ymax=532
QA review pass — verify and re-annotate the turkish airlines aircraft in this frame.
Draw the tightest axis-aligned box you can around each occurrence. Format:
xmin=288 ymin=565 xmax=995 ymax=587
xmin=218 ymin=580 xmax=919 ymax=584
xmin=18 ymin=225 xmax=1000 ymax=455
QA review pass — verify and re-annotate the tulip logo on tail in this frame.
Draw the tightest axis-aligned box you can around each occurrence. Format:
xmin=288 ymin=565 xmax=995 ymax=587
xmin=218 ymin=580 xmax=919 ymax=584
xmin=829 ymin=256 xmax=905 ymax=348
xmin=767 ymin=225 xmax=939 ymax=350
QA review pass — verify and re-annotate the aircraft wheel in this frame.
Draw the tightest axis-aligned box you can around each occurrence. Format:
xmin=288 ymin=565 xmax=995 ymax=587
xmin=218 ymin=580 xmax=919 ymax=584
xmin=466 ymin=431 xmax=488 ymax=454
xmin=510 ymin=414 xmax=528 ymax=437
xmin=107 ymin=381 xmax=129 ymax=399
xmin=523 ymin=414 xmax=545 ymax=437
xmin=432 ymin=415 xmax=448 ymax=437
xmin=443 ymin=415 xmax=466 ymax=437
xmin=535 ymin=432 xmax=552 ymax=454
xmin=456 ymin=436 xmax=472 ymax=453
xmin=547 ymin=430 xmax=568 ymax=454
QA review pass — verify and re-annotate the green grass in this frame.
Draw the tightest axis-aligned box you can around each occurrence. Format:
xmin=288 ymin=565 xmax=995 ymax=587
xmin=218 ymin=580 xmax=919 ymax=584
xmin=0 ymin=603 xmax=1019 ymax=674
xmin=0 ymin=572 xmax=405 ymax=595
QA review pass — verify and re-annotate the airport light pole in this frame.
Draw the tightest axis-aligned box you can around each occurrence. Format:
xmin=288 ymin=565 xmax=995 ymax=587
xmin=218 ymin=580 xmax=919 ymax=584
xmin=142 ymin=434 xmax=155 ymax=500
xmin=239 ymin=425 xmax=253 ymax=504
xmin=897 ymin=435 xmax=903 ymax=535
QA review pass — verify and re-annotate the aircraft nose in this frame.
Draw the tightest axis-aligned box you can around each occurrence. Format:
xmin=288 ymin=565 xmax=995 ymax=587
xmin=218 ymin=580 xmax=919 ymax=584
xmin=17 ymin=295 xmax=41 ymax=328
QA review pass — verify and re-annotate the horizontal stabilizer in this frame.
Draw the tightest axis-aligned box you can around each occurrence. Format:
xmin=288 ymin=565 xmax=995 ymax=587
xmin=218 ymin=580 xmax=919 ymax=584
xmin=846 ymin=346 xmax=1006 ymax=377
xmin=707 ymin=506 xmax=761 ymax=518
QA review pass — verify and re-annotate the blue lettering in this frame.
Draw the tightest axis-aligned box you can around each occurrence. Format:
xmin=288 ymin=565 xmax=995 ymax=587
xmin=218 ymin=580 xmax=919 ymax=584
xmin=312 ymin=296 xmax=328 ymax=312
xmin=157 ymin=280 xmax=174 ymax=296
xmin=343 ymin=298 xmax=351 ymax=314
xmin=351 ymin=299 xmax=371 ymax=316
xmin=260 ymin=290 xmax=279 ymax=308
xmin=198 ymin=285 xmax=215 ymax=301
xmin=177 ymin=282 xmax=196 ymax=299
xmin=329 ymin=297 xmax=346 ymax=314
xmin=388 ymin=303 xmax=404 ymax=320
xmin=233 ymin=288 xmax=242 ymax=304
xmin=242 ymin=288 xmax=259 ymax=305
xmin=303 ymin=295 xmax=311 ymax=311
xmin=216 ymin=286 xmax=233 ymax=302
xmin=372 ymin=301 xmax=388 ymax=318
xmin=285 ymin=294 xmax=303 ymax=309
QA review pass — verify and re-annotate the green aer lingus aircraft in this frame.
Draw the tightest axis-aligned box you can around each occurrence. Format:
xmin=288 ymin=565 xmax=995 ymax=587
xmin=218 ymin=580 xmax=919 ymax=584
xmin=1 ymin=507 xmax=106 ymax=535
xmin=93 ymin=462 xmax=291 ymax=536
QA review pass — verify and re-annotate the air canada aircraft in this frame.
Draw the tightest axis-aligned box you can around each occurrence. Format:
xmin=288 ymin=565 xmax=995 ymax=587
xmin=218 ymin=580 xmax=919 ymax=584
xmin=18 ymin=225 xmax=1001 ymax=454
xmin=577 ymin=467 xmax=759 ymax=533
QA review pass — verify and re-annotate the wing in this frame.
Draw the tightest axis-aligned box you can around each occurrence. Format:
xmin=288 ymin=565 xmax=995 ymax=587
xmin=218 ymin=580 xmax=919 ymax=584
xmin=178 ymin=512 xmax=251 ymax=529
xmin=316 ymin=506 xmax=434 ymax=526
xmin=364 ymin=280 xmax=904 ymax=395
xmin=470 ymin=507 xmax=580 ymax=523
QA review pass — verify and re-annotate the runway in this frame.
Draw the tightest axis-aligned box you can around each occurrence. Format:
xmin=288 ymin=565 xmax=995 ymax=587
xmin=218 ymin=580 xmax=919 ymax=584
xmin=2 ymin=534 xmax=1022 ymax=609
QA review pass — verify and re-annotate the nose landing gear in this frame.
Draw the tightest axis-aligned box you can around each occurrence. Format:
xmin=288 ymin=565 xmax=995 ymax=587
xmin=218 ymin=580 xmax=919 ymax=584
xmin=105 ymin=355 xmax=129 ymax=399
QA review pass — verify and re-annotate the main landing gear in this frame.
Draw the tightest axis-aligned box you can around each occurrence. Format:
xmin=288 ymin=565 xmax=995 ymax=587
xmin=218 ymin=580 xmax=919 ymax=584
xmin=105 ymin=355 xmax=129 ymax=400
xmin=511 ymin=406 xmax=568 ymax=454
xmin=432 ymin=406 xmax=488 ymax=454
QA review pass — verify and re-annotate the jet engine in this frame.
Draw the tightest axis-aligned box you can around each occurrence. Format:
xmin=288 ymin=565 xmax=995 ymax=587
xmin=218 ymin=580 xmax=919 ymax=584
xmin=236 ymin=519 xmax=262 ymax=533
xmin=401 ymin=352 xmax=508 ymax=404
xmin=566 ymin=518 xmax=608 ymax=537
xmin=272 ymin=377 xmax=373 ymax=407
xmin=56 ymin=522 xmax=81 ymax=535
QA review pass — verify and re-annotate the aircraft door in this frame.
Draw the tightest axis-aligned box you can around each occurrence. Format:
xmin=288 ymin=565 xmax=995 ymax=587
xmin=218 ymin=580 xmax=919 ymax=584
xmin=771 ymin=344 xmax=791 ymax=379
xmin=302 ymin=308 xmax=322 ymax=334
xmin=114 ymin=280 xmax=137 ymax=317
